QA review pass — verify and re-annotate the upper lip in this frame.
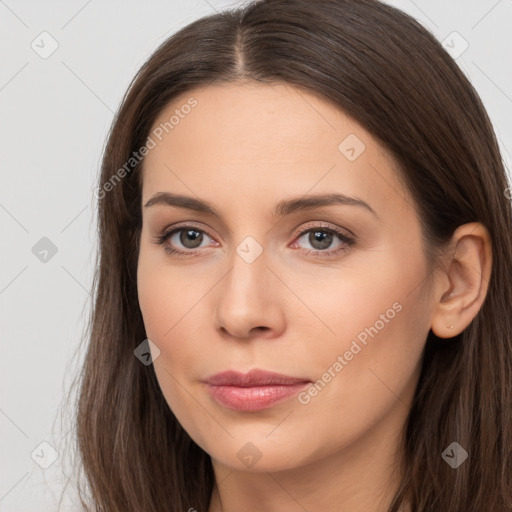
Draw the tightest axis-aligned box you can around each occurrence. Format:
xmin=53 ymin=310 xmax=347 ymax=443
xmin=203 ymin=369 xmax=311 ymax=387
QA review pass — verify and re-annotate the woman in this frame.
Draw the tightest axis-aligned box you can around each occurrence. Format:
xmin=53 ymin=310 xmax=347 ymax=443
xmin=70 ymin=0 xmax=512 ymax=510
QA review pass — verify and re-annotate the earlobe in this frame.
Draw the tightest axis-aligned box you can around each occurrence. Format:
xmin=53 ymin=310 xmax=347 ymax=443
xmin=430 ymin=222 xmax=492 ymax=339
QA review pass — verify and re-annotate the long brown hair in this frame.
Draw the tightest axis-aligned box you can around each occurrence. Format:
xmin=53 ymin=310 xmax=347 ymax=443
xmin=66 ymin=0 xmax=512 ymax=510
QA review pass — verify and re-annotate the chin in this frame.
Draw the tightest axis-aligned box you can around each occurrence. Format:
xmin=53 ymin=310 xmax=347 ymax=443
xmin=202 ymin=436 xmax=315 ymax=473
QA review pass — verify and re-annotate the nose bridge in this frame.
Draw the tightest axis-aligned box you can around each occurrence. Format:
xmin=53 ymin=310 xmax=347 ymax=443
xmin=214 ymin=234 xmax=282 ymax=338
xmin=225 ymin=235 xmax=269 ymax=303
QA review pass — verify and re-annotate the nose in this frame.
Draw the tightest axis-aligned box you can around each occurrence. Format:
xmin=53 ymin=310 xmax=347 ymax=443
xmin=213 ymin=246 xmax=286 ymax=341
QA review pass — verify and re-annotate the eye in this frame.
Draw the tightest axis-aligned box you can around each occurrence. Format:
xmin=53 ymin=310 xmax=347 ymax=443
xmin=291 ymin=224 xmax=356 ymax=258
xmin=153 ymin=222 xmax=356 ymax=258
xmin=153 ymin=225 xmax=216 ymax=257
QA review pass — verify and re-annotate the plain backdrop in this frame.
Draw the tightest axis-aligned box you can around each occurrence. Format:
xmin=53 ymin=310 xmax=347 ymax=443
xmin=1 ymin=0 xmax=511 ymax=510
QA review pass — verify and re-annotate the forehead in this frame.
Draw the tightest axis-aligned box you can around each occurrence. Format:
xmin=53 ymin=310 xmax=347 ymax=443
xmin=141 ymin=82 xmax=413 ymax=223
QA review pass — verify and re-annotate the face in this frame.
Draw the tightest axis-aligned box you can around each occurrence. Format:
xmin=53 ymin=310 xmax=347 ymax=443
xmin=137 ymin=82 xmax=435 ymax=473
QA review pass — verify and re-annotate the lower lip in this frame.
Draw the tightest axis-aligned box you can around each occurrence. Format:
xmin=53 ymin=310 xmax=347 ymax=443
xmin=206 ymin=383 xmax=310 ymax=411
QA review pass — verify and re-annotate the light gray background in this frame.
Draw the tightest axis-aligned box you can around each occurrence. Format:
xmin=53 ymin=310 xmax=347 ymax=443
xmin=1 ymin=0 xmax=511 ymax=510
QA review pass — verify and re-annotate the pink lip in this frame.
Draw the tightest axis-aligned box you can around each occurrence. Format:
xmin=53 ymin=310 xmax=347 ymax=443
xmin=203 ymin=369 xmax=311 ymax=411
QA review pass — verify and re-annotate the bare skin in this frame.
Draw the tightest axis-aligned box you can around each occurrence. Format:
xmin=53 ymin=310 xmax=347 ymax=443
xmin=136 ymin=82 xmax=492 ymax=512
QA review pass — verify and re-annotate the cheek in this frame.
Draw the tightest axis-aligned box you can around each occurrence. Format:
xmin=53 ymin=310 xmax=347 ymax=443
xmin=137 ymin=247 xmax=204 ymax=341
xmin=296 ymin=249 xmax=429 ymax=401
xmin=137 ymin=266 xmax=172 ymax=342
xmin=290 ymin=289 xmax=426 ymax=461
xmin=136 ymin=252 xmax=215 ymax=382
xmin=137 ymin=258 xmax=208 ymax=435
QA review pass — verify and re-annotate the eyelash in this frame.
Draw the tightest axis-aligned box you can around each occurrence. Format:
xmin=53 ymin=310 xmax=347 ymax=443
xmin=152 ymin=222 xmax=356 ymax=259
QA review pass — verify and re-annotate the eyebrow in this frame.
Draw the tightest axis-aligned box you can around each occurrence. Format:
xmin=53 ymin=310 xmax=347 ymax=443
xmin=144 ymin=192 xmax=379 ymax=219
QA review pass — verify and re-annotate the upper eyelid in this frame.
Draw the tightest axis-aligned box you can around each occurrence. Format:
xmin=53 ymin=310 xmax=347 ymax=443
xmin=163 ymin=222 xmax=215 ymax=240
xmin=162 ymin=222 xmax=354 ymax=245
xmin=162 ymin=220 xmax=349 ymax=235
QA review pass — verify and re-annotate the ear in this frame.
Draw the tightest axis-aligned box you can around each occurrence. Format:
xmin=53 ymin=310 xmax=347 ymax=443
xmin=430 ymin=222 xmax=493 ymax=339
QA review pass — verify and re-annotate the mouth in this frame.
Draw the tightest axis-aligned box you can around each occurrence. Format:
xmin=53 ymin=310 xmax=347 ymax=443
xmin=203 ymin=369 xmax=312 ymax=412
